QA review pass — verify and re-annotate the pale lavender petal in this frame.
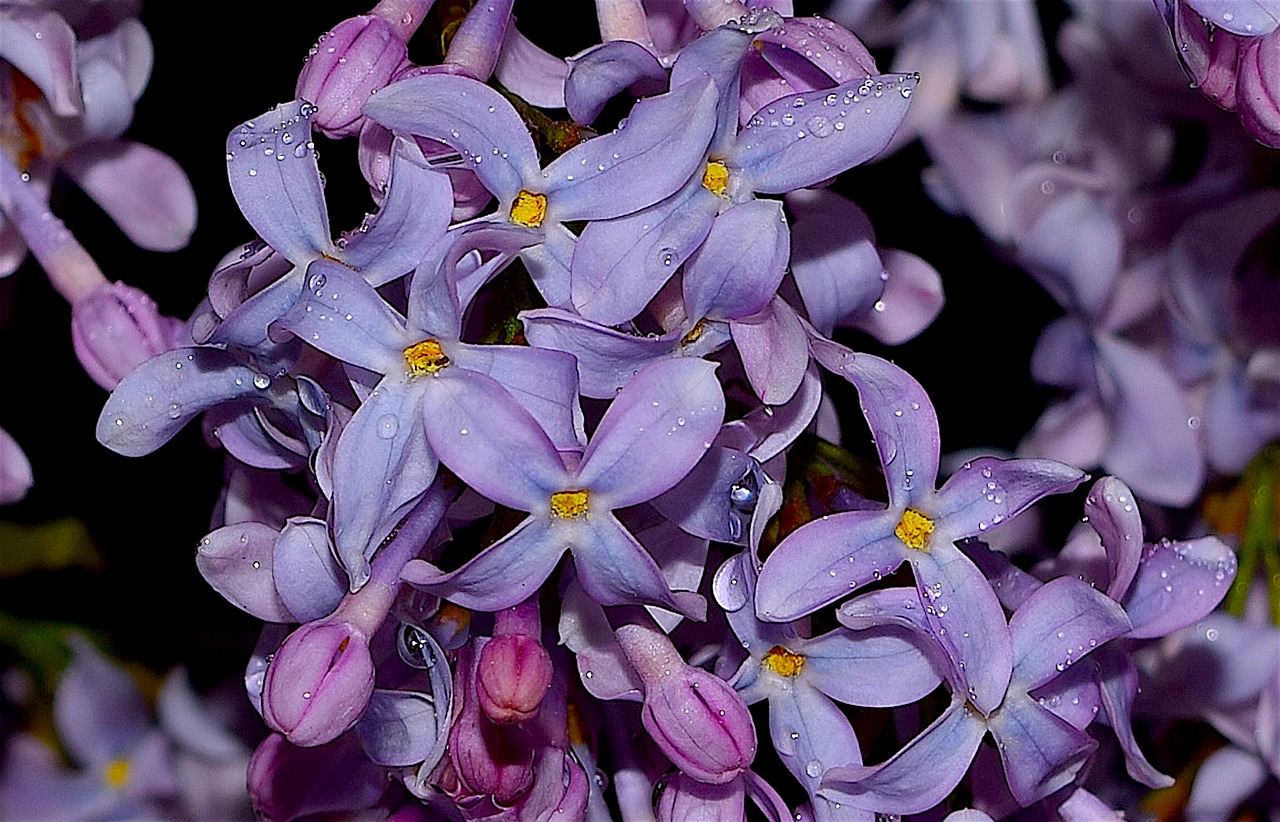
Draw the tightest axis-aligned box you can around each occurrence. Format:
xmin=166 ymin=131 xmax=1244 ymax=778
xmin=988 ymin=695 xmax=1096 ymax=806
xmin=1143 ymin=616 xmax=1280 ymax=712
xmin=1008 ymin=577 xmax=1130 ymax=691
xmin=1203 ymin=360 xmax=1280 ymax=476
xmin=494 ymin=25 xmax=568 ymax=109
xmin=653 ymin=447 xmax=757 ymax=544
xmin=421 ymin=371 xmax=567 ymax=510
xmin=401 ymin=516 xmax=564 ymax=610
xmin=565 ymin=40 xmax=667 ymax=125
xmin=837 ymin=587 xmax=932 ymax=635
xmin=575 ymin=512 xmax=706 ymax=618
xmin=1020 ymin=393 xmax=1109 ymax=471
xmin=56 ymin=636 xmax=148 ymax=766
xmin=847 ymin=249 xmax=944 ymax=345
xmin=558 ymin=582 xmax=644 ymax=701
xmin=1084 ymin=476 xmax=1143 ymax=600
xmin=1031 ymin=662 xmax=1101 ymax=730
xmin=406 ymin=232 xmax=464 ymax=339
xmin=364 ymin=72 xmax=538 ymax=202
xmin=578 ymin=358 xmax=725 ymax=507
xmin=932 ymin=456 xmax=1087 ymax=542
xmin=670 ymin=27 xmax=754 ymax=145
xmin=278 ymin=259 xmax=408 ymax=375
xmin=521 ymin=308 xmax=683 ymax=398
xmin=196 ymin=521 xmax=293 ymax=623
xmin=521 ymin=222 xmax=576 ymax=309
xmin=1030 ymin=318 xmax=1093 ymax=390
xmin=786 ymin=188 xmax=883 ymax=336
xmin=638 ymin=514 xmax=711 ymax=631
xmin=1185 ymin=0 xmax=1280 ymax=35
xmin=354 ymin=689 xmax=447 ymax=767
xmin=730 ymin=73 xmax=917 ymax=195
xmin=331 ymin=379 xmax=437 ymax=588
xmin=724 ymin=361 xmax=822 ymax=462
xmin=1185 ymin=745 xmax=1268 ymax=820
xmin=0 ymin=8 xmax=79 ymax=115
xmin=821 ymin=697 xmax=985 ymax=815
xmin=96 ymin=348 xmax=266 ymax=457
xmin=156 ymin=668 xmax=246 ymax=761
xmin=0 ymin=426 xmax=32 ymax=504
xmin=1094 ymin=333 xmax=1204 ymax=507
xmin=731 ymin=297 xmax=808 ymax=405
xmin=273 ymin=517 xmax=345 ymax=623
xmin=62 ymin=141 xmax=195 ymax=252
xmin=450 ymin=343 xmax=585 ymax=451
xmin=684 ymin=199 xmax=789 ymax=320
xmin=1017 ymin=190 xmax=1120 ymax=318
xmin=769 ymin=685 xmax=863 ymax=803
xmin=544 ymin=76 xmax=718 ymax=222
xmin=803 ymin=627 xmax=942 ymax=708
xmin=227 ymin=101 xmax=332 ymax=263
xmin=912 ymin=547 xmax=1013 ymax=714
xmin=1059 ymin=788 xmax=1124 ymax=822
xmin=1097 ymin=653 xmax=1173 ymax=788
xmin=1124 ymin=536 xmax=1237 ymax=639
xmin=754 ymin=509 xmax=905 ymax=622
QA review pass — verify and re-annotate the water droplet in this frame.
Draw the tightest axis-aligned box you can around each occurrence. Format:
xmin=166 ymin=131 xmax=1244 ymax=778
xmin=253 ymin=374 xmax=271 ymax=390
xmin=805 ymin=759 xmax=823 ymax=778
xmin=806 ymin=115 xmax=834 ymax=137
xmin=167 ymin=403 xmax=182 ymax=419
xmin=308 ymin=271 xmax=327 ymax=291
xmin=377 ymin=414 xmax=399 ymax=439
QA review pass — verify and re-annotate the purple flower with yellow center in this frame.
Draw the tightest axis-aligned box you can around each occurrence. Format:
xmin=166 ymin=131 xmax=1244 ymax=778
xmin=363 ymin=69 xmax=719 ymax=307
xmin=401 ymin=357 xmax=724 ymax=618
xmin=755 ymin=344 xmax=1087 ymax=713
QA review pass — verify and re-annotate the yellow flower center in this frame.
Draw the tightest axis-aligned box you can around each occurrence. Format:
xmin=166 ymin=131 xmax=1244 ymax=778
xmin=509 ymin=189 xmax=548 ymax=228
xmin=681 ymin=319 xmax=707 ymax=346
xmin=761 ymin=645 xmax=805 ymax=677
xmin=404 ymin=339 xmax=450 ymax=375
xmin=550 ymin=489 xmax=590 ymax=519
xmin=895 ymin=509 xmax=935 ymax=551
xmin=701 ymin=161 xmax=729 ymax=198
xmin=103 ymin=757 xmax=130 ymax=790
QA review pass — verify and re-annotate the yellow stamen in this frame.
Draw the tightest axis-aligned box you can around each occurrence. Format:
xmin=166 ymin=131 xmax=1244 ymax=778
xmin=550 ymin=489 xmax=590 ymax=519
xmin=436 ymin=603 xmax=471 ymax=630
xmin=761 ymin=645 xmax=805 ymax=677
xmin=103 ymin=758 xmax=130 ymax=789
xmin=566 ymin=701 xmax=587 ymax=746
xmin=509 ymin=189 xmax=548 ymax=228
xmin=701 ymin=161 xmax=729 ymax=198
xmin=895 ymin=509 xmax=935 ymax=551
xmin=404 ymin=339 xmax=450 ymax=375
xmin=681 ymin=319 xmax=707 ymax=346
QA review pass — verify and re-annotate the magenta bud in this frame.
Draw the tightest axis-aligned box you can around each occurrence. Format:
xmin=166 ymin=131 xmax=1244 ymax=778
xmin=262 ymin=621 xmax=375 ymax=747
xmin=296 ymin=15 xmax=409 ymax=138
xmin=476 ymin=633 xmax=553 ymax=724
xmin=641 ymin=666 xmax=757 ymax=785
xmin=71 ymin=281 xmax=182 ymax=390
xmin=247 ymin=732 xmax=386 ymax=822
xmin=1238 ymin=32 xmax=1280 ymax=147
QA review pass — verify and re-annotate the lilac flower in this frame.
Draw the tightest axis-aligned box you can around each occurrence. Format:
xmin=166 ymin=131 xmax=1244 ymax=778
xmin=71 ymin=280 xmax=184 ymax=390
xmin=295 ymin=14 xmax=412 ymax=139
xmin=0 ymin=424 xmax=33 ymax=503
xmin=401 ymin=357 xmax=723 ymax=618
xmin=756 ymin=346 xmax=1085 ymax=713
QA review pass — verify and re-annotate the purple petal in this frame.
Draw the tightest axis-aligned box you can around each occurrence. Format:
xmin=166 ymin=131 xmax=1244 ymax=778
xmin=407 ymin=234 xmax=465 ymax=340
xmin=769 ymin=684 xmax=863 ymax=801
xmin=803 ymin=627 xmax=942 ymax=708
xmin=63 ymin=141 xmax=195 ymax=251
xmin=1008 ymin=577 xmax=1131 ymax=691
xmin=638 ymin=515 xmax=712 ymax=631
xmin=653 ymin=447 xmax=757 ymax=544
xmin=331 ymin=379 xmax=437 ymax=589
xmin=273 ymin=517 xmax=345 ymax=623
xmin=731 ymin=297 xmax=809 ymax=405
xmin=822 ymin=697 xmax=985 ymax=815
xmin=575 ymin=513 xmax=706 ymax=618
xmin=1096 ymin=653 xmax=1173 ymax=788
xmin=521 ymin=308 xmax=684 ymax=398
xmin=932 ymin=456 xmax=1087 ymax=543
xmin=96 ymin=348 xmax=266 ymax=457
xmin=1185 ymin=745 xmax=1269 ymax=818
xmin=363 ymin=72 xmax=538 ymax=202
xmin=565 ymin=40 xmax=668 ymax=125
xmin=988 ymin=695 xmax=1096 ymax=806
xmin=684 ymin=199 xmax=789 ymax=320
xmin=0 ymin=8 xmax=79 ymax=116
xmin=912 ymin=547 xmax=1013 ymax=714
xmin=451 ymin=343 xmax=585 ymax=451
xmin=558 ymin=581 xmax=644 ymax=701
xmin=354 ymin=688 xmax=448 ymax=767
xmin=578 ymin=358 xmax=724 ymax=507
xmin=544 ymin=76 xmax=718 ymax=222
xmin=521 ymin=222 xmax=576 ymax=309
xmin=55 ymin=637 xmax=148 ymax=766
xmin=0 ymin=426 xmax=32 ymax=504
xmin=196 ymin=521 xmax=294 ymax=623
xmin=401 ymin=516 xmax=563 ymax=610
xmin=754 ymin=509 xmax=906 ymax=621
xmin=1185 ymin=0 xmax=1280 ymax=35
xmin=847 ymin=249 xmax=944 ymax=345
xmin=1083 ymin=476 xmax=1144 ymax=600
xmin=421 ymin=371 xmax=567 ymax=510
xmin=1124 ymin=536 xmax=1237 ymax=639
xmin=1017 ymin=191 xmax=1121 ymax=318
xmin=493 ymin=25 xmax=568 ymax=109
xmin=227 ymin=101 xmax=332 ymax=264
xmin=786 ymin=188 xmax=884 ymax=336
xmin=729 ymin=73 xmax=917 ymax=195
xmin=1030 ymin=662 xmax=1102 ymax=730
xmin=279 ymin=259 xmax=408 ymax=375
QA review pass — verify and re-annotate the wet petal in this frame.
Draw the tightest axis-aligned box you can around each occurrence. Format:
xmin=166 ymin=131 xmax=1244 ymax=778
xmin=1083 ymin=476 xmax=1143 ymax=600
xmin=579 ymin=358 xmax=725 ymax=508
xmin=1185 ymin=0 xmax=1280 ymax=35
xmin=355 ymin=688 xmax=449 ymax=768
xmin=575 ymin=513 xmax=706 ymax=619
xmin=279 ymin=259 xmax=408 ymax=375
xmin=273 ymin=517 xmax=345 ymax=623
xmin=847 ymin=249 xmax=944 ymax=345
xmin=196 ymin=521 xmax=293 ymax=623
xmin=227 ymin=101 xmax=333 ymax=264
xmin=565 ymin=40 xmax=667 ymax=125
xmin=521 ymin=308 xmax=683 ymax=398
xmin=786 ymin=188 xmax=883 ymax=336
xmin=732 ymin=297 xmax=809 ymax=405
xmin=558 ymin=581 xmax=644 ymax=701
xmin=769 ymin=684 xmax=863 ymax=803
xmin=653 ymin=447 xmax=757 ymax=544
xmin=493 ymin=25 xmax=568 ymax=109
xmin=63 ymin=141 xmax=195 ymax=252
xmin=1008 ymin=577 xmax=1130 ymax=691
xmin=989 ymin=695 xmax=1096 ymax=806
xmin=684 ymin=199 xmax=790 ymax=321
xmin=803 ymin=626 xmax=942 ymax=708
xmin=729 ymin=73 xmax=917 ymax=195
xmin=755 ymin=509 xmax=906 ymax=622
xmin=1124 ymin=536 xmax=1237 ymax=639
xmin=932 ymin=456 xmax=1086 ymax=543
xmin=451 ymin=343 xmax=585 ymax=451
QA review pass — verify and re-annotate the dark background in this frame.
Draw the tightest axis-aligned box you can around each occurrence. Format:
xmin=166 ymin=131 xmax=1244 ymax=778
xmin=0 ymin=0 xmax=1058 ymax=688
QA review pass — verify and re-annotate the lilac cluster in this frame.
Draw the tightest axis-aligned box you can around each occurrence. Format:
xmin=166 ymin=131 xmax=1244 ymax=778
xmin=2 ymin=0 xmax=1277 ymax=820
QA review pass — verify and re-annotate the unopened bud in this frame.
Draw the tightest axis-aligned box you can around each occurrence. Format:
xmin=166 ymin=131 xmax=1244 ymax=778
xmin=1238 ymin=31 xmax=1280 ymax=147
xmin=476 ymin=633 xmax=553 ymax=724
xmin=71 ymin=282 xmax=182 ymax=390
xmin=262 ymin=621 xmax=375 ymax=747
xmin=296 ymin=15 xmax=409 ymax=138
xmin=641 ymin=664 xmax=757 ymax=784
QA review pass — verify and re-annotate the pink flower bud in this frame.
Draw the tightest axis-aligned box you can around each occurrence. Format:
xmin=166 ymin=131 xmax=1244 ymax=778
xmin=1238 ymin=31 xmax=1280 ymax=147
xmin=71 ymin=281 xmax=182 ymax=390
xmin=296 ymin=15 xmax=410 ymax=139
xmin=247 ymin=732 xmax=386 ymax=822
xmin=477 ymin=633 xmax=554 ymax=724
xmin=640 ymin=665 xmax=757 ymax=784
xmin=448 ymin=642 xmax=535 ymax=803
xmin=262 ymin=621 xmax=375 ymax=747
